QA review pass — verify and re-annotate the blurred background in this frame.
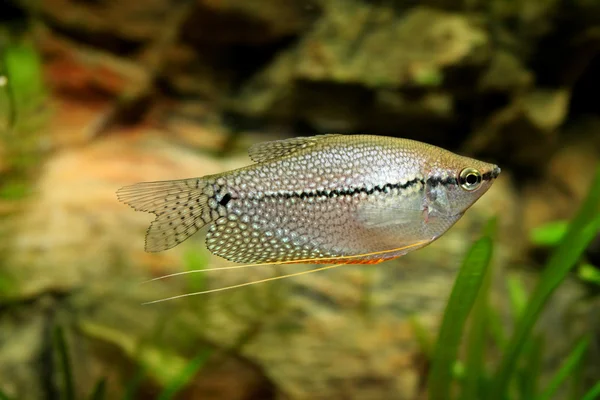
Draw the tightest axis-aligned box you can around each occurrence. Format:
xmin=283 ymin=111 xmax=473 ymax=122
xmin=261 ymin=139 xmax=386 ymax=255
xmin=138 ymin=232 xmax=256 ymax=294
xmin=1 ymin=0 xmax=599 ymax=399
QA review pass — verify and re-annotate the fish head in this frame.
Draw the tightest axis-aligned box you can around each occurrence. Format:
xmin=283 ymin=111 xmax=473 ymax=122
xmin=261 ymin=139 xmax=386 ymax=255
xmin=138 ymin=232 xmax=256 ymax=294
xmin=425 ymin=154 xmax=501 ymax=218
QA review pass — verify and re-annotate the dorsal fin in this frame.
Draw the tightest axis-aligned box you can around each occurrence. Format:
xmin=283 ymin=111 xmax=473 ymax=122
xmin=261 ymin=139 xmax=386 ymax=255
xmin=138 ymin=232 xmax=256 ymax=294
xmin=248 ymin=134 xmax=341 ymax=163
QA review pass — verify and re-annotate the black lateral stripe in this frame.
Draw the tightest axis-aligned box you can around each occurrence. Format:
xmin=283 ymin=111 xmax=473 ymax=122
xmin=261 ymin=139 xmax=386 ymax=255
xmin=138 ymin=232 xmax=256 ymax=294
xmin=482 ymin=171 xmax=496 ymax=181
xmin=427 ymin=176 xmax=457 ymax=187
xmin=266 ymin=177 xmax=424 ymax=200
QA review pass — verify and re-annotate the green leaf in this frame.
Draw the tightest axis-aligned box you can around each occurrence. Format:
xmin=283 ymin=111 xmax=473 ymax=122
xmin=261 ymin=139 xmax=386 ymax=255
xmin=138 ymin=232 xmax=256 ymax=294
xmin=54 ymin=326 xmax=75 ymax=400
xmin=517 ymin=335 xmax=544 ymax=400
xmin=3 ymin=41 xmax=45 ymax=115
xmin=487 ymin=307 xmax=507 ymax=351
xmin=577 ymin=263 xmax=600 ymax=285
xmin=157 ymin=349 xmax=211 ymax=400
xmin=507 ymin=275 xmax=528 ymax=319
xmin=0 ymin=180 xmax=30 ymax=200
xmin=427 ymin=235 xmax=493 ymax=400
xmin=121 ymin=368 xmax=146 ymax=400
xmin=490 ymin=166 xmax=600 ymax=400
xmin=582 ymin=381 xmax=600 ymax=400
xmin=529 ymin=221 xmax=568 ymax=247
xmin=536 ymin=338 xmax=589 ymax=400
xmin=461 ymin=246 xmax=493 ymax=400
xmin=570 ymin=339 xmax=586 ymax=400
xmin=88 ymin=378 xmax=107 ymax=400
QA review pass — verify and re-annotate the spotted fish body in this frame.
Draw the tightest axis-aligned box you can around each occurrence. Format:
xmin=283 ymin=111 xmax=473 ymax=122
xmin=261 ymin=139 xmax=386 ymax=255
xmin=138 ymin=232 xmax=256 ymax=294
xmin=118 ymin=134 xmax=500 ymax=265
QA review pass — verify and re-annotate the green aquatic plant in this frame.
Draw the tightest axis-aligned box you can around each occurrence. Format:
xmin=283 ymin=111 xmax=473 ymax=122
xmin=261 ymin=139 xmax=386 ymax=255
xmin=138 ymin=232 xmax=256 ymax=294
xmin=0 ymin=33 xmax=49 ymax=211
xmin=422 ymin=165 xmax=600 ymax=400
xmin=54 ymin=326 xmax=76 ymax=400
xmin=156 ymin=350 xmax=211 ymax=400
xmin=427 ymin=234 xmax=493 ymax=400
xmin=578 ymin=263 xmax=600 ymax=286
xmin=0 ymin=37 xmax=47 ymax=134
xmin=0 ymin=322 xmax=211 ymax=400
xmin=491 ymin=166 xmax=600 ymax=399
xmin=529 ymin=220 xmax=569 ymax=247
xmin=87 ymin=379 xmax=107 ymax=400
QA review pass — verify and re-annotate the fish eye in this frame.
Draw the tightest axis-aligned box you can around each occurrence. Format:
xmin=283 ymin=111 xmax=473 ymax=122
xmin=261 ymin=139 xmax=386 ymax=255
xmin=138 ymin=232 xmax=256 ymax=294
xmin=459 ymin=168 xmax=482 ymax=191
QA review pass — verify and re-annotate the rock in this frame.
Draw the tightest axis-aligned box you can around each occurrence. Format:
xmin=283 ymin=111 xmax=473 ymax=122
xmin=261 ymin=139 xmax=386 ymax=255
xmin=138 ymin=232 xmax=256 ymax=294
xmin=295 ymin=3 xmax=489 ymax=87
xmin=182 ymin=0 xmax=320 ymax=45
xmin=522 ymin=88 xmax=570 ymax=132
xmin=39 ymin=27 xmax=150 ymax=98
xmin=39 ymin=0 xmax=187 ymax=44
xmin=3 ymin=132 xmax=238 ymax=299
xmin=521 ymin=117 xmax=600 ymax=232
xmin=465 ymin=88 xmax=570 ymax=172
xmin=160 ymin=43 xmax=233 ymax=100
xmin=479 ymin=50 xmax=533 ymax=94
xmin=37 ymin=0 xmax=317 ymax=48
xmin=227 ymin=3 xmax=490 ymax=133
xmin=159 ymin=102 xmax=230 ymax=152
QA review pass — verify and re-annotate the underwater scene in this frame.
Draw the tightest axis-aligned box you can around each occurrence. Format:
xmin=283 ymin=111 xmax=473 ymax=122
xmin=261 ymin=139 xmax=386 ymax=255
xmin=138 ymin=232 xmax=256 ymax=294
xmin=1 ymin=0 xmax=600 ymax=399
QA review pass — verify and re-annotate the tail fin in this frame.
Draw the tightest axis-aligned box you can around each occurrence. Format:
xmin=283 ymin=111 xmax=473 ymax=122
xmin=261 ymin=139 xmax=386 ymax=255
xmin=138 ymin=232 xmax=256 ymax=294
xmin=117 ymin=178 xmax=218 ymax=252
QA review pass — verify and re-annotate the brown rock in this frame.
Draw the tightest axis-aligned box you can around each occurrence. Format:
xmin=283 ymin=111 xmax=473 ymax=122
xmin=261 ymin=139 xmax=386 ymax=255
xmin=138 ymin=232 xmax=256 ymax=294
xmin=4 ymin=132 xmax=235 ymax=298
xmin=227 ymin=3 xmax=490 ymax=133
xmin=466 ymin=88 xmax=570 ymax=171
xmin=295 ymin=3 xmax=489 ymax=87
xmin=40 ymin=0 xmax=184 ymax=43
xmin=479 ymin=50 xmax=533 ymax=93
xmin=182 ymin=0 xmax=319 ymax=45
xmin=522 ymin=119 xmax=600 ymax=232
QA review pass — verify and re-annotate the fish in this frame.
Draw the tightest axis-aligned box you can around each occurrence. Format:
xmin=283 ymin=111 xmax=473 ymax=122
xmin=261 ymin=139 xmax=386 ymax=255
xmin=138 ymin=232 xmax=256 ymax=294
xmin=117 ymin=134 xmax=500 ymax=269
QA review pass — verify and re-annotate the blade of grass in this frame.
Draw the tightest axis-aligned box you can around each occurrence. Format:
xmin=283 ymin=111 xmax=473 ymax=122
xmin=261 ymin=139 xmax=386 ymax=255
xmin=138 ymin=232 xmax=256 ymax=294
xmin=487 ymin=307 xmax=507 ymax=351
xmin=517 ymin=334 xmax=544 ymax=400
xmin=509 ymin=276 xmax=540 ymax=399
xmin=577 ymin=263 xmax=600 ymax=286
xmin=427 ymin=235 xmax=493 ymax=400
xmin=88 ymin=378 xmax=107 ymax=400
xmin=54 ymin=326 xmax=75 ymax=400
xmin=461 ymin=247 xmax=492 ymax=400
xmin=157 ymin=349 xmax=211 ymax=400
xmin=121 ymin=368 xmax=146 ymax=400
xmin=507 ymin=275 xmax=528 ymax=319
xmin=582 ymin=381 xmax=600 ymax=400
xmin=529 ymin=220 xmax=568 ymax=247
xmin=490 ymin=166 xmax=600 ymax=399
xmin=536 ymin=338 xmax=589 ymax=400
xmin=570 ymin=339 xmax=586 ymax=400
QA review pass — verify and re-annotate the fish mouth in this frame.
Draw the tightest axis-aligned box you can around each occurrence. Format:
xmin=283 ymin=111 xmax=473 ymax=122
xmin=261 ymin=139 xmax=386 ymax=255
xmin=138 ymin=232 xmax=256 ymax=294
xmin=492 ymin=165 xmax=501 ymax=178
xmin=482 ymin=165 xmax=501 ymax=181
